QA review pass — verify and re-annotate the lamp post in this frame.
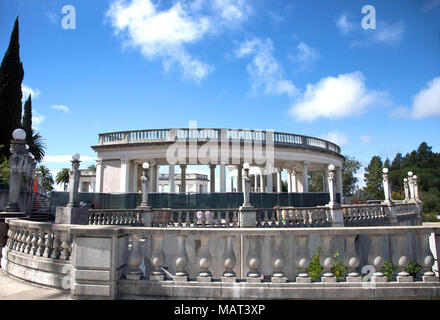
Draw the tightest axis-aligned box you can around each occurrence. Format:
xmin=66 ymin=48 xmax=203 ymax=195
xmin=138 ymin=162 xmax=150 ymax=208
xmin=5 ymin=129 xmax=27 ymax=212
xmin=66 ymin=153 xmax=81 ymax=208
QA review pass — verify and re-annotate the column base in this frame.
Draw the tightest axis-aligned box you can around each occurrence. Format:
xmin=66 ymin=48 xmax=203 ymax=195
xmin=173 ymin=275 xmax=188 ymax=282
xmin=149 ymin=274 xmax=165 ymax=281
xmin=321 ymin=276 xmax=337 ymax=283
xmin=272 ymin=276 xmax=287 ymax=283
xmin=197 ymin=276 xmax=212 ymax=282
xmin=222 ymin=276 xmax=237 ymax=283
xmin=423 ymin=276 xmax=439 ymax=282
xmin=372 ymin=276 xmax=387 ymax=283
xmin=246 ymin=276 xmax=261 ymax=283
xmin=126 ymin=271 xmax=143 ymax=280
xmin=397 ymin=275 xmax=413 ymax=282
xmin=346 ymin=276 xmax=362 ymax=283
xmin=296 ymin=276 xmax=311 ymax=283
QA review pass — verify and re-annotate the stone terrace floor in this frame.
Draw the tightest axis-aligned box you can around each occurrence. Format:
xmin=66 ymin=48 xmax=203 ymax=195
xmin=0 ymin=269 xmax=70 ymax=300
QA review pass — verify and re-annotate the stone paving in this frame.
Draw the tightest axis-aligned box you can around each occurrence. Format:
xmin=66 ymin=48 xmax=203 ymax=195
xmin=0 ymin=269 xmax=70 ymax=300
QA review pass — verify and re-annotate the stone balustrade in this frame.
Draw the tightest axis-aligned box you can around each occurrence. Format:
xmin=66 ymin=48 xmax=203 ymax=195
xmin=1 ymin=218 xmax=439 ymax=299
xmin=257 ymin=207 xmax=331 ymax=227
xmin=97 ymin=128 xmax=341 ymax=154
xmin=88 ymin=209 xmax=145 ymax=226
xmin=342 ymin=204 xmax=389 ymax=226
xmin=150 ymin=209 xmax=240 ymax=228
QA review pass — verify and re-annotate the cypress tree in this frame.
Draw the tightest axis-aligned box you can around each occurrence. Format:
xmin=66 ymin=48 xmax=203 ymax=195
xmin=22 ymin=94 xmax=32 ymax=138
xmin=364 ymin=156 xmax=384 ymax=200
xmin=0 ymin=17 xmax=24 ymax=158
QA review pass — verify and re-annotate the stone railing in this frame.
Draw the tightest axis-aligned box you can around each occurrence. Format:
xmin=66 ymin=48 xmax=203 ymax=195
xmin=88 ymin=209 xmax=145 ymax=226
xmin=395 ymin=202 xmax=419 ymax=222
xmin=1 ymin=219 xmax=72 ymax=290
xmin=342 ymin=204 xmax=389 ymax=226
xmin=150 ymin=208 xmax=240 ymax=228
xmin=2 ymin=219 xmax=440 ymax=299
xmin=256 ymin=207 xmax=331 ymax=227
xmin=97 ymin=128 xmax=341 ymax=154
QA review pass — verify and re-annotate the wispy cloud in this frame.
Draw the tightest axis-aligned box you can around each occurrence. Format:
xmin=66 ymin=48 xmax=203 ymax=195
xmin=320 ymin=130 xmax=349 ymax=146
xmin=234 ymin=37 xmax=297 ymax=97
xmin=288 ymin=41 xmax=320 ymax=71
xmin=360 ymin=135 xmax=373 ymax=144
xmin=50 ymin=105 xmax=70 ymax=113
xmin=390 ymin=76 xmax=440 ymax=119
xmin=289 ymin=71 xmax=388 ymax=122
xmin=106 ymin=0 xmax=251 ymax=83
xmin=32 ymin=110 xmax=45 ymax=129
xmin=22 ymin=84 xmax=41 ymax=102
xmin=336 ymin=14 xmax=354 ymax=35
xmin=421 ymin=0 xmax=440 ymax=13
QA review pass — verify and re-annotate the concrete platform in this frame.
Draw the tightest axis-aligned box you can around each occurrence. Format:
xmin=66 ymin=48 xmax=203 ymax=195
xmin=0 ymin=269 xmax=70 ymax=300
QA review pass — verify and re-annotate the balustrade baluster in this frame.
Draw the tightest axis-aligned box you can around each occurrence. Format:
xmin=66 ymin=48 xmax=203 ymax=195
xmin=416 ymin=231 xmax=438 ymax=282
xmin=392 ymin=233 xmax=412 ymax=282
xmin=161 ymin=211 xmax=167 ymax=227
xmin=319 ymin=235 xmax=335 ymax=282
xmin=232 ymin=210 xmax=238 ymax=227
xmin=270 ymin=209 xmax=276 ymax=227
xmin=18 ymin=229 xmax=27 ymax=253
xmin=36 ymin=231 xmax=46 ymax=257
xmin=169 ymin=211 xmax=174 ymax=227
xmin=271 ymin=236 xmax=286 ymax=282
xmin=197 ymin=235 xmax=212 ymax=282
xmin=224 ymin=211 xmax=230 ymax=228
xmin=184 ymin=211 xmax=190 ymax=227
xmin=149 ymin=234 xmax=165 ymax=281
xmin=263 ymin=210 xmax=269 ymax=227
xmin=205 ymin=210 xmax=213 ymax=228
xmin=222 ymin=236 xmax=236 ymax=282
xmin=368 ymin=234 xmax=386 ymax=282
xmin=60 ymin=232 xmax=71 ymax=260
xmin=51 ymin=232 xmax=61 ymax=259
xmin=196 ymin=211 xmax=205 ymax=227
xmin=246 ymin=236 xmax=261 ymax=282
xmin=43 ymin=230 xmax=53 ymax=258
xmin=30 ymin=229 xmax=38 ymax=255
xmin=177 ymin=211 xmax=182 ymax=227
xmin=295 ymin=235 xmax=311 ymax=282
xmin=344 ymin=235 xmax=360 ymax=282
xmin=24 ymin=229 xmax=32 ymax=254
xmin=126 ymin=233 xmax=145 ymax=280
xmin=174 ymin=235 xmax=189 ymax=282
xmin=215 ymin=211 xmax=221 ymax=227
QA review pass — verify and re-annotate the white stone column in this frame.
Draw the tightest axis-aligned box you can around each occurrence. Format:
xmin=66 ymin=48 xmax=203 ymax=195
xmin=95 ymin=160 xmax=103 ymax=193
xmin=180 ymin=164 xmax=187 ymax=194
xmin=148 ymin=164 xmax=154 ymax=193
xmin=120 ymin=159 xmax=130 ymax=193
xmin=287 ymin=169 xmax=292 ymax=193
xmin=336 ymin=167 xmax=343 ymax=204
xmin=169 ymin=165 xmax=175 ymax=193
xmin=259 ymin=169 xmax=265 ymax=193
xmin=266 ymin=168 xmax=273 ymax=193
xmin=323 ymin=169 xmax=329 ymax=192
xmin=209 ymin=164 xmax=216 ymax=193
xmin=254 ymin=173 xmax=258 ymax=192
xmin=156 ymin=165 xmax=160 ymax=193
xmin=302 ymin=161 xmax=309 ymax=193
xmin=237 ymin=164 xmax=243 ymax=192
xmin=294 ymin=171 xmax=301 ymax=192
xmin=408 ymin=171 xmax=415 ymax=201
xmin=220 ymin=163 xmax=226 ymax=193
xmin=132 ymin=161 xmax=138 ymax=193
xmin=230 ymin=176 xmax=234 ymax=192
xmin=276 ymin=168 xmax=282 ymax=193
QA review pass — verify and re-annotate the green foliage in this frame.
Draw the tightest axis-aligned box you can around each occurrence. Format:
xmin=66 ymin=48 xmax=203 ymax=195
xmin=381 ymin=259 xmax=397 ymax=279
xmin=87 ymin=164 xmax=96 ymax=172
xmin=56 ymin=168 xmax=69 ymax=191
xmin=306 ymin=247 xmax=347 ymax=280
xmin=0 ymin=153 xmax=9 ymax=184
xmin=343 ymin=155 xmax=362 ymax=197
xmin=331 ymin=251 xmax=346 ymax=280
xmin=309 ymin=172 xmax=324 ymax=192
xmin=307 ymin=246 xmax=323 ymax=279
xmin=0 ymin=17 xmax=24 ymax=159
xmin=35 ymin=164 xmax=54 ymax=192
xmin=406 ymin=260 xmax=422 ymax=278
xmin=364 ymin=156 xmax=384 ymax=200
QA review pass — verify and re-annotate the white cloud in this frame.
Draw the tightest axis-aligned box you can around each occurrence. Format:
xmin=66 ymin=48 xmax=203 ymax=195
xmin=32 ymin=110 xmax=45 ymax=129
xmin=319 ymin=130 xmax=349 ymax=146
xmin=371 ymin=21 xmax=405 ymax=46
xmin=360 ymin=135 xmax=373 ymax=144
xmin=106 ymin=0 xmax=251 ymax=83
xmin=391 ymin=77 xmax=440 ymax=119
xmin=336 ymin=14 xmax=353 ymax=35
xmin=43 ymin=155 xmax=96 ymax=163
xmin=22 ymin=84 xmax=41 ymax=102
xmin=288 ymin=41 xmax=320 ymax=71
xmin=235 ymin=37 xmax=297 ymax=96
xmin=290 ymin=71 xmax=388 ymax=122
xmin=50 ymin=105 xmax=70 ymax=113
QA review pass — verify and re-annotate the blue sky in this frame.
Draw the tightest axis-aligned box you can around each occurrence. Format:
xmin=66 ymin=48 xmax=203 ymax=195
xmin=1 ymin=0 xmax=439 ymax=190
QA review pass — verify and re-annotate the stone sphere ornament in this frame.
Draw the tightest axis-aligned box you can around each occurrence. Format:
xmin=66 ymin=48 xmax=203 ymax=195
xmin=408 ymin=171 xmax=413 ymax=177
xmin=383 ymin=168 xmax=389 ymax=174
xmin=12 ymin=128 xmax=26 ymax=140
xmin=142 ymin=162 xmax=150 ymax=169
xmin=72 ymin=153 xmax=80 ymax=161
xmin=328 ymin=164 xmax=335 ymax=171
xmin=243 ymin=162 xmax=250 ymax=170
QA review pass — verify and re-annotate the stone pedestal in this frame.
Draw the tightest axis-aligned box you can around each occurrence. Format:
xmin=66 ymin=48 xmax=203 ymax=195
xmin=296 ymin=276 xmax=311 ymax=283
xmin=55 ymin=206 xmax=88 ymax=225
xmin=327 ymin=204 xmax=344 ymax=227
xmin=239 ymin=206 xmax=257 ymax=228
xmin=222 ymin=276 xmax=237 ymax=283
xmin=138 ymin=208 xmax=152 ymax=227
xmin=173 ymin=275 xmax=188 ymax=282
xmin=397 ymin=275 xmax=413 ymax=282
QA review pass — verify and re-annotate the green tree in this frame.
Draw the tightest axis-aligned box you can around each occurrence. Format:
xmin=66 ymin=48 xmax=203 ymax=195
xmin=309 ymin=172 xmax=324 ymax=192
xmin=21 ymin=94 xmax=46 ymax=162
xmin=364 ymin=156 xmax=384 ymax=200
xmin=0 ymin=151 xmax=9 ymax=184
xmin=342 ymin=155 xmax=361 ymax=197
xmin=87 ymin=164 xmax=96 ymax=172
xmin=55 ymin=168 xmax=70 ymax=191
xmin=35 ymin=164 xmax=54 ymax=192
xmin=0 ymin=17 xmax=24 ymax=159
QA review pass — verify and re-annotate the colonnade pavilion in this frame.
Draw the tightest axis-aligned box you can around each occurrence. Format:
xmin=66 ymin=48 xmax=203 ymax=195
xmin=90 ymin=128 xmax=345 ymax=202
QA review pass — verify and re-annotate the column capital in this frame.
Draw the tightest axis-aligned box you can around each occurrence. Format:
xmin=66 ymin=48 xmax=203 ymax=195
xmin=179 ymin=164 xmax=187 ymax=169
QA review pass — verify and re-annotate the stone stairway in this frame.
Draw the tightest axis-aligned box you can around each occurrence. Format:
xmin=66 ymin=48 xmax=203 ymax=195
xmin=30 ymin=194 xmax=51 ymax=221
